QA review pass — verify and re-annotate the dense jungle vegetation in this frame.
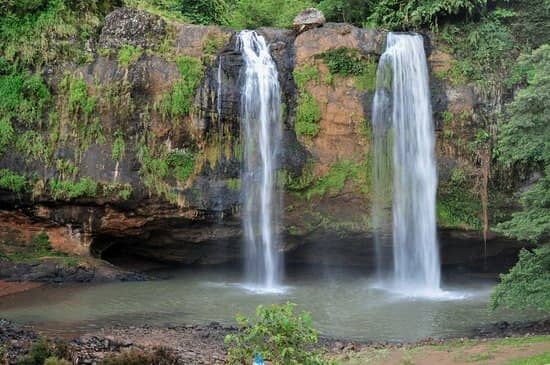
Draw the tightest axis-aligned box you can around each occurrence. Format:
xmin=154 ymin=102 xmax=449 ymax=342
xmin=0 ymin=0 xmax=548 ymax=311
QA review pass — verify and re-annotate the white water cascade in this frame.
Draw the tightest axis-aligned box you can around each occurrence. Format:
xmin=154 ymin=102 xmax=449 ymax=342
xmin=238 ymin=30 xmax=283 ymax=292
xmin=372 ymin=33 xmax=441 ymax=295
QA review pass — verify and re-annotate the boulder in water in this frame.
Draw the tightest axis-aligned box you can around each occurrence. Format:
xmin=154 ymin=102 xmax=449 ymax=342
xmin=293 ymin=8 xmax=325 ymax=34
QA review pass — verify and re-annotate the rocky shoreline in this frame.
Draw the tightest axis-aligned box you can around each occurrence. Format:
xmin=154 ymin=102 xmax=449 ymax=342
xmin=1 ymin=318 xmax=549 ymax=364
xmin=0 ymin=258 xmax=150 ymax=287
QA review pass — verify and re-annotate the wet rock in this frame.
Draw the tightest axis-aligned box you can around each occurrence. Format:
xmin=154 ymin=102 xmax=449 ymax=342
xmin=293 ymin=8 xmax=326 ymax=34
xmin=0 ymin=258 xmax=149 ymax=283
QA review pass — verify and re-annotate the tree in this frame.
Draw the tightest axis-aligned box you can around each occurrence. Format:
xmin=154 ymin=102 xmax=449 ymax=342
xmin=491 ymin=45 xmax=550 ymax=311
xmin=180 ymin=0 xmax=229 ymax=25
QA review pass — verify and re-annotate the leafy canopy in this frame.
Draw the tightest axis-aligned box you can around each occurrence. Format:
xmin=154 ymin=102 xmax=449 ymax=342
xmin=494 ymin=45 xmax=550 ymax=243
xmin=491 ymin=245 xmax=550 ymax=312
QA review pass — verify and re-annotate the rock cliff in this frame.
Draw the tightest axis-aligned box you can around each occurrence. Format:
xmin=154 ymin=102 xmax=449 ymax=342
xmin=0 ymin=7 xmax=521 ymax=271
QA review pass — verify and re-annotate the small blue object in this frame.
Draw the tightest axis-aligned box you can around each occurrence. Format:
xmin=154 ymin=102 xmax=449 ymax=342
xmin=254 ymin=353 xmax=264 ymax=365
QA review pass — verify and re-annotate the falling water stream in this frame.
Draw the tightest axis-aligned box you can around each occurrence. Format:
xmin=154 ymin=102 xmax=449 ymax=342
xmin=372 ymin=33 xmax=441 ymax=296
xmin=238 ymin=30 xmax=283 ymax=292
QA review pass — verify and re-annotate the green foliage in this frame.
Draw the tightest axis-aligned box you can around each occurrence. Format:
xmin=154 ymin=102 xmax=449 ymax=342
xmin=228 ymin=0 xmax=313 ymax=29
xmin=304 ymin=160 xmax=364 ymax=200
xmin=227 ymin=178 xmax=241 ymax=190
xmin=158 ymin=56 xmax=203 ymax=119
xmin=293 ymin=65 xmax=320 ymax=90
xmin=296 ymin=93 xmax=322 ymax=137
xmin=0 ymin=0 xmax=109 ymax=68
xmin=136 ymin=143 xmax=175 ymax=201
xmin=442 ymin=9 xmax=517 ymax=87
xmin=16 ymin=338 xmax=68 ymax=365
xmin=492 ymin=45 xmax=550 ymax=311
xmin=0 ymin=71 xmax=51 ymax=156
xmin=63 ymin=75 xmax=96 ymax=119
xmin=123 ymin=0 xmax=185 ymax=21
xmin=507 ymin=352 xmax=550 ymax=365
xmin=0 ymin=169 xmax=28 ymax=193
xmin=225 ymin=302 xmax=326 ymax=365
xmin=118 ymin=44 xmax=143 ymax=67
xmin=16 ymin=131 xmax=50 ymax=162
xmin=166 ymin=149 xmax=196 ymax=182
xmin=44 ymin=358 xmax=71 ymax=365
xmin=437 ymin=183 xmax=482 ymax=230
xmin=319 ymin=48 xmax=365 ymax=76
xmin=494 ymin=45 xmax=550 ymax=243
xmin=58 ymin=73 xmax=105 ymax=155
xmin=317 ymin=0 xmax=373 ymax=26
xmin=180 ymin=0 xmax=229 ymax=25
xmin=496 ymin=172 xmax=550 ymax=242
xmin=293 ymin=65 xmax=322 ymax=137
xmin=318 ymin=48 xmax=377 ymax=91
xmin=368 ymin=0 xmax=488 ymax=30
xmin=118 ymin=185 xmax=133 ymax=200
xmin=203 ymin=33 xmax=228 ymax=57
xmin=99 ymin=347 xmax=178 ymax=365
xmin=112 ymin=131 xmax=126 ymax=162
xmin=491 ymin=245 xmax=550 ymax=312
xmin=49 ymin=177 xmax=98 ymax=200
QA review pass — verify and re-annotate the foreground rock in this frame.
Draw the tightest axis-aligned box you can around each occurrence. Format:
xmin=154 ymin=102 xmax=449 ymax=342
xmin=0 ymin=257 xmax=149 ymax=284
xmin=2 ymin=318 xmax=549 ymax=364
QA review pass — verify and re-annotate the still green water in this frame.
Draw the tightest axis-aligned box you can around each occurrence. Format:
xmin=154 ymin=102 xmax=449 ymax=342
xmin=0 ymin=267 xmax=542 ymax=341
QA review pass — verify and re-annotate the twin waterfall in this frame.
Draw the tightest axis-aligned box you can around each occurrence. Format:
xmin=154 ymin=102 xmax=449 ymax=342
xmin=238 ymin=30 xmax=283 ymax=292
xmin=372 ymin=33 xmax=441 ymax=294
xmin=231 ymin=30 xmax=440 ymax=294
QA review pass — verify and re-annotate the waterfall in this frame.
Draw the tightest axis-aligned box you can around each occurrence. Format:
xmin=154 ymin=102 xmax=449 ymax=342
xmin=238 ymin=30 xmax=283 ymax=292
xmin=216 ymin=57 xmax=223 ymax=136
xmin=372 ymin=33 xmax=441 ymax=294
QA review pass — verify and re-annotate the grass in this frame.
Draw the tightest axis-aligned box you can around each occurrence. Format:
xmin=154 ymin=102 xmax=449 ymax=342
xmin=227 ymin=178 xmax=241 ymax=191
xmin=295 ymin=93 xmax=322 ymax=137
xmin=508 ymin=352 xmax=550 ymax=365
xmin=49 ymin=177 xmax=98 ymax=200
xmin=118 ymin=44 xmax=143 ymax=67
xmin=112 ymin=131 xmax=126 ymax=162
xmin=167 ymin=149 xmax=196 ymax=182
xmin=157 ymin=56 xmax=203 ymax=119
xmin=293 ymin=64 xmax=322 ymax=137
xmin=0 ymin=1 xmax=105 ymax=68
xmin=317 ymin=47 xmax=378 ymax=92
xmin=0 ymin=169 xmax=28 ymax=193
xmin=1 ymin=233 xmax=78 ymax=266
xmin=336 ymin=336 xmax=550 ymax=365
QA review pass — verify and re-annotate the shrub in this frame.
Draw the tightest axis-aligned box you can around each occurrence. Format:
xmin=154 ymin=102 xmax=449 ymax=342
xmin=180 ymin=0 xmax=229 ymax=25
xmin=166 ymin=150 xmax=196 ymax=182
xmin=112 ymin=131 xmax=126 ymax=162
xmin=158 ymin=56 xmax=203 ymax=118
xmin=491 ymin=245 xmax=550 ymax=312
xmin=118 ymin=44 xmax=143 ymax=67
xmin=225 ymin=302 xmax=326 ymax=365
xmin=17 ymin=338 xmax=68 ymax=365
xmin=0 ymin=169 xmax=28 ymax=193
xmin=228 ymin=0 xmax=313 ymax=29
xmin=44 ymin=357 xmax=71 ymax=365
xmin=99 ymin=347 xmax=177 ymax=365
xmin=293 ymin=65 xmax=322 ymax=137
xmin=295 ymin=93 xmax=321 ymax=137
xmin=49 ymin=177 xmax=98 ymax=200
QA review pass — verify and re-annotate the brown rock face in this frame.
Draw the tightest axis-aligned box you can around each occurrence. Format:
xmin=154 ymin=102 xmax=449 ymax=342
xmin=294 ymin=23 xmax=386 ymax=63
